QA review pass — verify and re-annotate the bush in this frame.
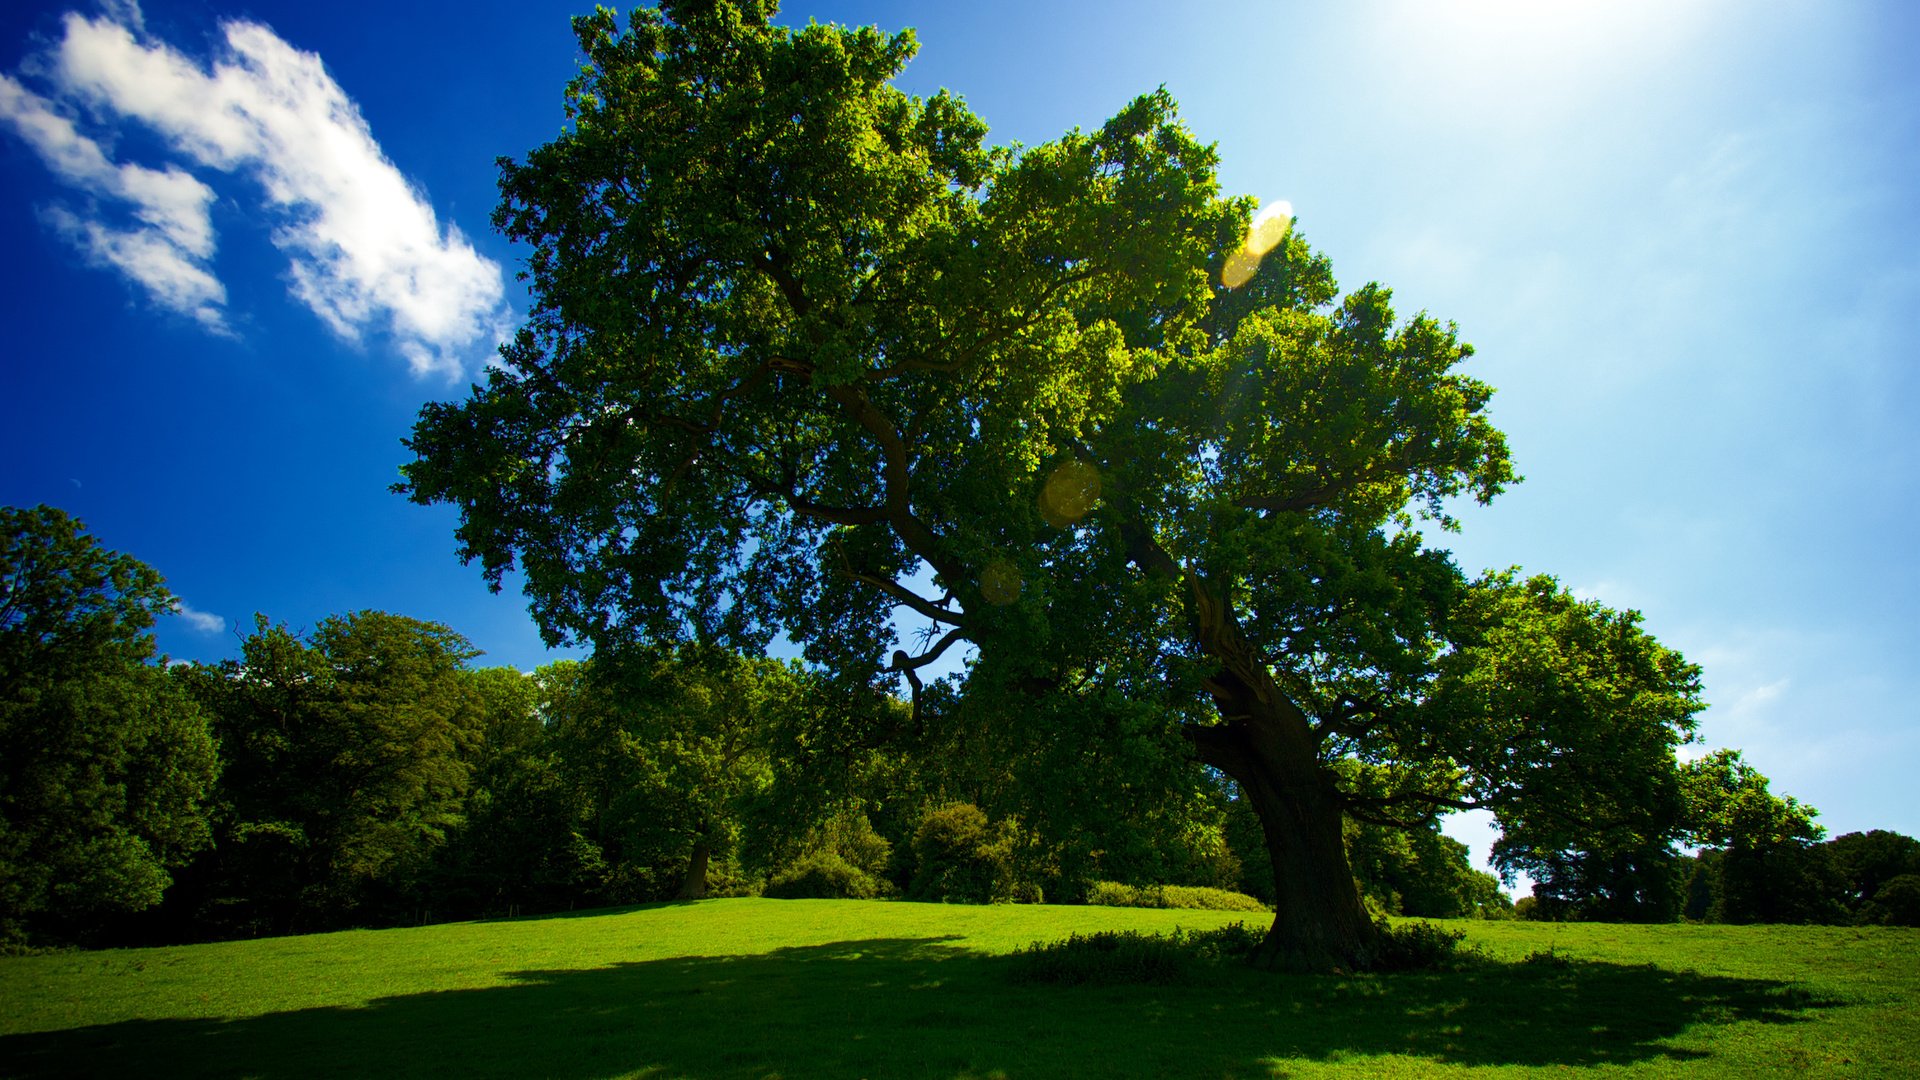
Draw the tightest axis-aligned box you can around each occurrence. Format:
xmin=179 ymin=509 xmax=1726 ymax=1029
xmin=1368 ymin=919 xmax=1482 ymax=972
xmin=1008 ymin=924 xmax=1264 ymax=986
xmin=909 ymin=803 xmax=998 ymax=903
xmin=764 ymin=851 xmax=890 ymax=900
xmin=1084 ymin=881 xmax=1269 ymax=913
xmin=814 ymin=809 xmax=893 ymax=881
xmin=906 ymin=802 xmax=1041 ymax=904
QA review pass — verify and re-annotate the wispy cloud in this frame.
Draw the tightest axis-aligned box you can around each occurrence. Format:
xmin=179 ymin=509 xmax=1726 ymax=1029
xmin=0 ymin=71 xmax=226 ymax=331
xmin=173 ymin=600 xmax=225 ymax=634
xmin=0 ymin=2 xmax=508 ymax=378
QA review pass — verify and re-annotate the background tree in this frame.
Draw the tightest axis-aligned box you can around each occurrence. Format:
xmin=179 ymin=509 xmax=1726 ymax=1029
xmin=1343 ymin=818 xmax=1511 ymax=920
xmin=1680 ymin=749 xmax=1841 ymax=924
xmin=424 ymin=665 xmax=607 ymax=919
xmin=1428 ymin=574 xmax=1705 ymax=923
xmin=0 ymin=505 xmax=219 ymax=943
xmin=183 ymin=612 xmax=484 ymax=935
xmin=592 ymin=646 xmax=801 ymax=899
xmin=1825 ymin=830 xmax=1920 ymax=925
xmin=396 ymin=1 xmax=1745 ymax=970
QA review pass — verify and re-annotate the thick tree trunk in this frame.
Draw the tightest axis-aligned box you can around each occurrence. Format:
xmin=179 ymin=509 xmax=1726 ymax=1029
xmin=1174 ymin=572 xmax=1378 ymax=972
xmin=677 ymin=837 xmax=711 ymax=900
xmin=1190 ymin=704 xmax=1378 ymax=972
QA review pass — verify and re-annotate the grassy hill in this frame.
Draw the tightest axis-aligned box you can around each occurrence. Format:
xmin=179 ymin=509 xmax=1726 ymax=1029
xmin=2 ymin=898 xmax=1914 ymax=1077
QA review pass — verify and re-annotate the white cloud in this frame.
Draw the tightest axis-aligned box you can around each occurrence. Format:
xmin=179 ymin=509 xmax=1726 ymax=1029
xmin=173 ymin=600 xmax=225 ymax=634
xmin=0 ymin=4 xmax=508 ymax=378
xmin=41 ymin=205 xmax=228 ymax=332
xmin=0 ymin=71 xmax=224 ymax=328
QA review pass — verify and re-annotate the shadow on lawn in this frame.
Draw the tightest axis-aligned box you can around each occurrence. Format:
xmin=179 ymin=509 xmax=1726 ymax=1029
xmin=0 ymin=939 xmax=1833 ymax=1079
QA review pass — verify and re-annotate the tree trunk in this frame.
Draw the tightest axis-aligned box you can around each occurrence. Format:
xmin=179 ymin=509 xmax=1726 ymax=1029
xmin=1178 ymin=573 xmax=1379 ymax=972
xmin=1190 ymin=707 xmax=1379 ymax=972
xmin=676 ymin=837 xmax=711 ymax=900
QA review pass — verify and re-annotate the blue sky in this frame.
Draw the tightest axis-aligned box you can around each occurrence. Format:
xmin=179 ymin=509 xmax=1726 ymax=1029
xmin=3 ymin=0 xmax=1915 ymax=876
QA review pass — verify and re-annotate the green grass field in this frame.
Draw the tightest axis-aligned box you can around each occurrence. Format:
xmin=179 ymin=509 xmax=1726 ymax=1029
xmin=1 ymin=899 xmax=1914 ymax=1078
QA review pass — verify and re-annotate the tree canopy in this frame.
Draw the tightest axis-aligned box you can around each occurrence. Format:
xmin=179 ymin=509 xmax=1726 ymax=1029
xmin=0 ymin=505 xmax=218 ymax=942
xmin=181 ymin=612 xmax=485 ymax=935
xmin=400 ymin=0 xmax=1718 ymax=970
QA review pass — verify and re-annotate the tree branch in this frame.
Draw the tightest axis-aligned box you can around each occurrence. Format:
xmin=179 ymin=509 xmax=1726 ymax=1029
xmin=890 ymin=627 xmax=967 ymax=674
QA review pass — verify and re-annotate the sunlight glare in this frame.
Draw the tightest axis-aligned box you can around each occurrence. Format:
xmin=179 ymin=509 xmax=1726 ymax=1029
xmin=1246 ymin=199 xmax=1294 ymax=256
xmin=1221 ymin=199 xmax=1293 ymax=290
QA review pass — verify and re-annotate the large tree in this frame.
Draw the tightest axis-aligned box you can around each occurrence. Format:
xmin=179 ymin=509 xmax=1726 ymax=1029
xmin=0 ymin=506 xmax=218 ymax=941
xmin=400 ymin=1 xmax=1700 ymax=969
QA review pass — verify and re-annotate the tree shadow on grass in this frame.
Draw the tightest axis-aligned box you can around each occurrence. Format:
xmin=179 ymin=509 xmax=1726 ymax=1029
xmin=0 ymin=940 xmax=1835 ymax=1079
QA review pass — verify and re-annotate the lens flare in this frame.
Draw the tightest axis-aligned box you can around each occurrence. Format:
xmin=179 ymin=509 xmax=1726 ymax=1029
xmin=1221 ymin=198 xmax=1294 ymax=290
xmin=1221 ymin=249 xmax=1261 ymax=290
xmin=980 ymin=560 xmax=1022 ymax=606
xmin=1039 ymin=459 xmax=1102 ymax=528
xmin=1246 ymin=199 xmax=1293 ymax=256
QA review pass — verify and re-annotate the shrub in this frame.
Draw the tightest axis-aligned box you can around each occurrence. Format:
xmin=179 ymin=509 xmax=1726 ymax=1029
xmin=1005 ymin=879 xmax=1045 ymax=904
xmin=1008 ymin=924 xmax=1263 ymax=986
xmin=909 ymin=803 xmax=999 ymax=903
xmin=1368 ymin=920 xmax=1482 ymax=972
xmin=814 ymin=809 xmax=893 ymax=881
xmin=764 ymin=851 xmax=890 ymax=900
xmin=1523 ymin=945 xmax=1572 ymax=968
xmin=1084 ymin=881 xmax=1269 ymax=912
xmin=906 ymin=802 xmax=1041 ymax=904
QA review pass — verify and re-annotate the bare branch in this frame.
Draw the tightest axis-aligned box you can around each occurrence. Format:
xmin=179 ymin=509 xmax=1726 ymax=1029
xmin=828 ymin=541 xmax=971 ymax=629
xmin=890 ymin=627 xmax=967 ymax=674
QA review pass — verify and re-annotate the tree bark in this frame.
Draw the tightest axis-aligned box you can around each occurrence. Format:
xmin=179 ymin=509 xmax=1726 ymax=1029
xmin=677 ymin=837 xmax=711 ymax=900
xmin=1189 ymin=701 xmax=1379 ymax=972
xmin=1170 ymin=569 xmax=1379 ymax=971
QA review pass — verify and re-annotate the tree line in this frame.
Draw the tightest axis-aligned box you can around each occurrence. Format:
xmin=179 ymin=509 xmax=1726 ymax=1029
xmin=4 ymin=504 xmax=1915 ymax=948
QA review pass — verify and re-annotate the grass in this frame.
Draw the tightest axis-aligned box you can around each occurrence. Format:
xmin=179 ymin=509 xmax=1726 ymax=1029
xmin=0 ymin=898 xmax=1913 ymax=1078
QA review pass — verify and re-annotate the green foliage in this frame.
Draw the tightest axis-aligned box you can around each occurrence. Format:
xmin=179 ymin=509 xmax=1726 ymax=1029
xmin=1344 ymin=817 xmax=1512 ymax=919
xmin=1682 ymin=749 xmax=1824 ymax=850
xmin=908 ymin=803 xmax=1000 ymax=904
xmin=1430 ymin=573 xmax=1704 ymax=922
xmin=1007 ymin=924 xmax=1264 ymax=985
xmin=1679 ymin=751 xmax=1844 ymax=925
xmin=764 ymin=850 xmax=888 ymax=900
xmin=890 ymin=681 xmax=1239 ymax=906
xmin=423 ymin=666 xmax=607 ymax=918
xmin=1367 ymin=919 xmax=1481 ymax=972
xmin=1825 ymin=830 xmax=1920 ymax=916
xmin=0 ymin=506 xmax=218 ymax=941
xmin=542 ymin=648 xmax=826 ymax=903
xmin=1083 ymin=881 xmax=1268 ymax=913
xmin=182 ymin=612 xmax=484 ymax=934
xmin=764 ymin=807 xmax=897 ymax=900
xmin=907 ymin=803 xmax=1039 ymax=904
xmin=1863 ymin=874 xmax=1920 ymax=927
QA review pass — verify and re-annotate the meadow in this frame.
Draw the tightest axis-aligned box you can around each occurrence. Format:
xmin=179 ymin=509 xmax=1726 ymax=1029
xmin=1 ymin=898 xmax=1914 ymax=1078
